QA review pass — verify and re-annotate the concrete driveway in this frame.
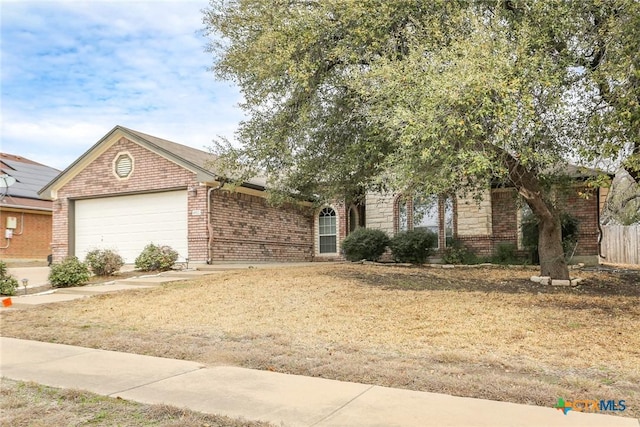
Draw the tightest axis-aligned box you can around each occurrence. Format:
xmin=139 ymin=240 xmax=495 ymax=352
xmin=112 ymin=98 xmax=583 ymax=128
xmin=6 ymin=267 xmax=50 ymax=289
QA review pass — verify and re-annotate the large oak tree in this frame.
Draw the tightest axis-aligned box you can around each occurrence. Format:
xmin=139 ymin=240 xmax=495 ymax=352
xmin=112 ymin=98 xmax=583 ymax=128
xmin=203 ymin=0 xmax=640 ymax=279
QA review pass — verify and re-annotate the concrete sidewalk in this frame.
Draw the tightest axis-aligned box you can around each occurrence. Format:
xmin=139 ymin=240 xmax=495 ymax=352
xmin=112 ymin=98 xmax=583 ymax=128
xmin=0 ymin=337 xmax=636 ymax=427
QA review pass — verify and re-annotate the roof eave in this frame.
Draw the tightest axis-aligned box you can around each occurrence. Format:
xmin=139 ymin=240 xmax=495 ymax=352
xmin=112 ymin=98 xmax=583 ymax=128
xmin=38 ymin=125 xmax=219 ymax=199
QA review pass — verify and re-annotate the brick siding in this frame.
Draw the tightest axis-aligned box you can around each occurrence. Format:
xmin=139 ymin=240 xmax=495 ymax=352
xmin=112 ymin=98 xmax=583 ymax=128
xmin=557 ymin=185 xmax=600 ymax=256
xmin=52 ymin=137 xmax=204 ymax=262
xmin=491 ymin=188 xmax=519 ymax=247
xmin=0 ymin=210 xmax=52 ymax=260
xmin=458 ymin=186 xmax=601 ymax=258
xmin=52 ymin=136 xmax=318 ymax=264
xmin=210 ymin=190 xmax=313 ymax=261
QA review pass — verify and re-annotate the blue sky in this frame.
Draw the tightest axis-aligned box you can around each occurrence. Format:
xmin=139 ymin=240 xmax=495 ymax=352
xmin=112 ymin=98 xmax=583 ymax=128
xmin=1 ymin=0 xmax=244 ymax=170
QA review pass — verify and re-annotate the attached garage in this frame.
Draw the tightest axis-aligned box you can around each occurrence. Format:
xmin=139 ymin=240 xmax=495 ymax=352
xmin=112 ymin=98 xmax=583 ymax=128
xmin=74 ymin=191 xmax=188 ymax=264
xmin=40 ymin=125 xmax=314 ymax=265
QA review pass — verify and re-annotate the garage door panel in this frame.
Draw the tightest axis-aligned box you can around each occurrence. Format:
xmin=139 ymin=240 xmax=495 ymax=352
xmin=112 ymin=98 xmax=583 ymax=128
xmin=75 ymin=191 xmax=188 ymax=264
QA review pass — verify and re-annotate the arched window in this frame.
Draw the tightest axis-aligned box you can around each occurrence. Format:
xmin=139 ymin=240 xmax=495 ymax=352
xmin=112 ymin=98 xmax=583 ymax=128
xmin=318 ymin=207 xmax=337 ymax=253
xmin=398 ymin=198 xmax=409 ymax=232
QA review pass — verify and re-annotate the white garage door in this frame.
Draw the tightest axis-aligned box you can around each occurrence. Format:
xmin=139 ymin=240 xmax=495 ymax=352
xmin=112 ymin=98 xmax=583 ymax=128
xmin=75 ymin=191 xmax=188 ymax=264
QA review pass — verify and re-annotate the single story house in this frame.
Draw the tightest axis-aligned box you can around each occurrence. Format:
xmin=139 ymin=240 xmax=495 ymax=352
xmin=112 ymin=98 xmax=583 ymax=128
xmin=1 ymin=153 xmax=60 ymax=261
xmin=40 ymin=126 xmax=606 ymax=265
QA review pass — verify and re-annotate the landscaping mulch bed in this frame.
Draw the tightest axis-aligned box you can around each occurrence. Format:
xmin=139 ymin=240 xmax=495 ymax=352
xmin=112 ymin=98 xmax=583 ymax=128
xmin=1 ymin=263 xmax=638 ymax=418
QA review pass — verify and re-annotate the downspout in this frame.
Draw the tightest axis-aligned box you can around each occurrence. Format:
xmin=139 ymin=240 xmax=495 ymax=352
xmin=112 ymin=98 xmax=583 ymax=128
xmin=206 ymin=181 xmax=225 ymax=264
xmin=597 ymin=187 xmax=605 ymax=260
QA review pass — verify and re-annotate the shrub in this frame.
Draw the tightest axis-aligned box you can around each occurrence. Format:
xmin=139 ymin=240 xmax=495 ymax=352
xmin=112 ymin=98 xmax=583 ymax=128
xmin=442 ymin=240 xmax=479 ymax=265
xmin=492 ymin=242 xmax=519 ymax=265
xmin=389 ymin=228 xmax=438 ymax=264
xmin=0 ymin=260 xmax=18 ymax=295
xmin=49 ymin=256 xmax=91 ymax=288
xmin=341 ymin=228 xmax=390 ymax=262
xmin=85 ymin=249 xmax=124 ymax=276
xmin=135 ymin=243 xmax=179 ymax=271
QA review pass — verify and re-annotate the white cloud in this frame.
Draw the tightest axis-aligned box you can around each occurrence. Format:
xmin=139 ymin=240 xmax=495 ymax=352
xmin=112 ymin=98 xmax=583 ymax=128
xmin=0 ymin=0 xmax=245 ymax=171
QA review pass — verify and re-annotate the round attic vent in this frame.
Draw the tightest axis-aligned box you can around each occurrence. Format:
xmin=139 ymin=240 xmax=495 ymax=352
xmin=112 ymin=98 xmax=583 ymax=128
xmin=114 ymin=153 xmax=133 ymax=178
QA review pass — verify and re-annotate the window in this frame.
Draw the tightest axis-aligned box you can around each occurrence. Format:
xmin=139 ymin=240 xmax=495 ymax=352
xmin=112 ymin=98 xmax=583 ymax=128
xmin=444 ymin=197 xmax=454 ymax=246
xmin=413 ymin=195 xmax=439 ymax=234
xmin=396 ymin=194 xmax=454 ymax=249
xmin=318 ymin=207 xmax=337 ymax=253
xmin=398 ymin=199 xmax=408 ymax=232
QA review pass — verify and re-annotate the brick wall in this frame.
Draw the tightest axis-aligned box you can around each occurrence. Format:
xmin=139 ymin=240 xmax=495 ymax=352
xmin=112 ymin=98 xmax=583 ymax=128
xmin=52 ymin=137 xmax=204 ymax=262
xmin=491 ymin=188 xmax=518 ymax=246
xmin=457 ymin=185 xmax=601 ymax=258
xmin=557 ymin=185 xmax=600 ymax=256
xmin=209 ymin=190 xmax=314 ymax=261
xmin=0 ymin=209 xmax=52 ymax=260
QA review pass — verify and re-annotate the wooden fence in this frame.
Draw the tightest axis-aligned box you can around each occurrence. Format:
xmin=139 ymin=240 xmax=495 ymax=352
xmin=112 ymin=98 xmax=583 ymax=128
xmin=600 ymin=225 xmax=640 ymax=265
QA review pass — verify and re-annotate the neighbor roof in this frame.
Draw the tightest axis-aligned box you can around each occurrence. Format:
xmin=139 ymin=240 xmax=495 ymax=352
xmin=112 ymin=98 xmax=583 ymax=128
xmin=1 ymin=153 xmax=59 ymax=211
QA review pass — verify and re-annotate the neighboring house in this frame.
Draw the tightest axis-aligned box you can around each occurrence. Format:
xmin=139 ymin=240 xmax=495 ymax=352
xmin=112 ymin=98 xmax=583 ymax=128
xmin=0 ymin=153 xmax=60 ymax=261
xmin=39 ymin=125 xmax=607 ymax=265
xmin=39 ymin=126 xmax=315 ymax=264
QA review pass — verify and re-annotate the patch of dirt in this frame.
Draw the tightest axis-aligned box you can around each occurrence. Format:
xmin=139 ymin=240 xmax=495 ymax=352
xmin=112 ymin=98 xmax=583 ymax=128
xmin=2 ymin=264 xmax=638 ymax=418
xmin=334 ymin=263 xmax=640 ymax=296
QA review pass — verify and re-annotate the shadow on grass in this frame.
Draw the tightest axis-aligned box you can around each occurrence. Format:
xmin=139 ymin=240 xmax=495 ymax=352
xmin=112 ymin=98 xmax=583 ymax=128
xmin=327 ymin=265 xmax=640 ymax=297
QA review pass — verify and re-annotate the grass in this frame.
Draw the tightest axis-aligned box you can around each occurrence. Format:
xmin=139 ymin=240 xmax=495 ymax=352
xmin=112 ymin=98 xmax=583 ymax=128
xmin=0 ymin=378 xmax=273 ymax=426
xmin=0 ymin=378 xmax=270 ymax=427
xmin=1 ymin=263 xmax=639 ymax=419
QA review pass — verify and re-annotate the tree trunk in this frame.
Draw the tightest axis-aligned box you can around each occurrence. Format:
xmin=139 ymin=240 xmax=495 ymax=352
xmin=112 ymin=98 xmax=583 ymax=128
xmin=538 ymin=214 xmax=570 ymax=280
xmin=502 ymin=154 xmax=570 ymax=280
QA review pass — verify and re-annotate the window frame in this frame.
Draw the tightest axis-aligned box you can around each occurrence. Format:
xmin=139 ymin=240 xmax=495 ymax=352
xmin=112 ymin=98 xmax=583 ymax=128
xmin=318 ymin=207 xmax=337 ymax=254
xmin=396 ymin=194 xmax=454 ymax=250
xmin=112 ymin=151 xmax=134 ymax=180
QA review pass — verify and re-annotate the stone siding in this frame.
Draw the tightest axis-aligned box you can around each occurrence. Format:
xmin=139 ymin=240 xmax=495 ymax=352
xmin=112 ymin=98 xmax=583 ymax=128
xmin=456 ymin=191 xmax=492 ymax=237
xmin=364 ymin=192 xmax=396 ymax=236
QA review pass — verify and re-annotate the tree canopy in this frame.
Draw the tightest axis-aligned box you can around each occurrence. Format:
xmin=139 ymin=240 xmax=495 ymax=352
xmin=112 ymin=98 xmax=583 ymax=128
xmin=203 ymin=0 xmax=640 ymax=278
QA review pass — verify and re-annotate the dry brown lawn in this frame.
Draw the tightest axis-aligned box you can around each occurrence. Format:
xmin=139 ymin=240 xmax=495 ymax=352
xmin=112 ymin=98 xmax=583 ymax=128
xmin=2 ymin=263 xmax=639 ymax=418
xmin=0 ymin=378 xmax=272 ymax=426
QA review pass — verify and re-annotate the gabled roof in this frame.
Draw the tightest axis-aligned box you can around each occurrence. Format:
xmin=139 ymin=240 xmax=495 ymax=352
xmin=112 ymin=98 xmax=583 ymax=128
xmin=123 ymin=127 xmax=219 ymax=173
xmin=39 ymin=125 xmax=267 ymax=199
xmin=1 ymin=153 xmax=59 ymax=211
